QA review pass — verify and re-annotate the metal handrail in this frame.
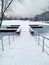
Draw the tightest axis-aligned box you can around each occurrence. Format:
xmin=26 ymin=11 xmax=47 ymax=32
xmin=34 ymin=31 xmax=49 ymax=54
xmin=29 ymin=26 xmax=49 ymax=55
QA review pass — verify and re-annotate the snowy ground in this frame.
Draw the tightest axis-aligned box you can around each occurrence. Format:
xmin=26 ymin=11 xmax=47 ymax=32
xmin=0 ymin=20 xmax=49 ymax=65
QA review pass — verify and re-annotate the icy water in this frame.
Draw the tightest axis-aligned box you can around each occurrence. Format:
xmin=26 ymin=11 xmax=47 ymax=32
xmin=2 ymin=20 xmax=49 ymax=35
xmin=0 ymin=20 xmax=49 ymax=65
xmin=33 ymin=25 xmax=49 ymax=35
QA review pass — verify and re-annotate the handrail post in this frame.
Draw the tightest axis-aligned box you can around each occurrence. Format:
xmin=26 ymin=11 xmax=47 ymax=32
xmin=42 ymin=37 xmax=44 ymax=52
xmin=2 ymin=32 xmax=4 ymax=51
xmin=9 ymin=32 xmax=10 ymax=45
xmin=38 ymin=34 xmax=40 ymax=45
xmin=13 ymin=32 xmax=14 ymax=41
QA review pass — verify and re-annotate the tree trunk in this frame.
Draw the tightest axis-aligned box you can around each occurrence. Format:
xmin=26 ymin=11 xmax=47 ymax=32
xmin=0 ymin=13 xmax=4 ymax=27
xmin=0 ymin=0 xmax=4 ymax=27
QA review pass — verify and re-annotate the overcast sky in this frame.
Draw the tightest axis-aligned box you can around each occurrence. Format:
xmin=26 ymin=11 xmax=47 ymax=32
xmin=5 ymin=0 xmax=49 ymax=18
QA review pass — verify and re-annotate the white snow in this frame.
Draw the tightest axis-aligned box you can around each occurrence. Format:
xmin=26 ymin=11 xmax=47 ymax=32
xmin=0 ymin=20 xmax=49 ymax=65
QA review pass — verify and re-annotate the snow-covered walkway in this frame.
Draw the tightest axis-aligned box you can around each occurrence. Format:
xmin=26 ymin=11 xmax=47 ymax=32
xmin=0 ymin=20 xmax=49 ymax=65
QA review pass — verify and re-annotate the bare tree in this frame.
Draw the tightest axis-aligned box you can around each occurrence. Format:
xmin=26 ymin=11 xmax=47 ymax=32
xmin=0 ymin=0 xmax=24 ymax=27
xmin=0 ymin=0 xmax=14 ymax=27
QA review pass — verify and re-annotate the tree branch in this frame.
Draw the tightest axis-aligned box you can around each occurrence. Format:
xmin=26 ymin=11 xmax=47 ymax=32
xmin=3 ymin=0 xmax=13 ymax=13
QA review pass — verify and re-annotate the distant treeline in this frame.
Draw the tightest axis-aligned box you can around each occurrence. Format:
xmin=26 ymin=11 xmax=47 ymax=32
xmin=0 ymin=11 xmax=49 ymax=21
xmin=34 ymin=11 xmax=49 ymax=21
xmin=0 ymin=16 xmax=34 ymax=21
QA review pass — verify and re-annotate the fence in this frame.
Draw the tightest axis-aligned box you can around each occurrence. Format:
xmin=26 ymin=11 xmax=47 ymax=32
xmin=34 ymin=32 xmax=49 ymax=55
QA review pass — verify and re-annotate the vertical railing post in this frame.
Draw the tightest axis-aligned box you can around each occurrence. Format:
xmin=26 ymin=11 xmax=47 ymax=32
xmin=42 ymin=37 xmax=44 ymax=52
xmin=38 ymin=34 xmax=40 ymax=45
xmin=9 ymin=32 xmax=10 ymax=45
xmin=36 ymin=34 xmax=38 ymax=42
xmin=2 ymin=32 xmax=4 ymax=51
xmin=13 ymin=32 xmax=14 ymax=41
